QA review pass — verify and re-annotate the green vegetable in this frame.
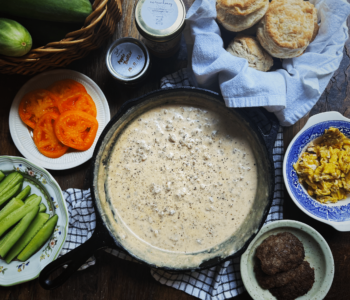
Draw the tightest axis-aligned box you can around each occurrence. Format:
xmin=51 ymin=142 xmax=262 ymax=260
xmin=0 ymin=206 xmax=39 ymax=258
xmin=0 ymin=196 xmax=41 ymax=237
xmin=16 ymin=185 xmax=31 ymax=201
xmin=39 ymin=203 xmax=47 ymax=213
xmin=24 ymin=194 xmax=40 ymax=204
xmin=0 ymin=18 xmax=32 ymax=57
xmin=5 ymin=213 xmax=49 ymax=263
xmin=18 ymin=214 xmax=58 ymax=261
xmin=0 ymin=198 xmax=24 ymax=223
xmin=0 ymin=182 xmax=22 ymax=207
xmin=0 ymin=172 xmax=23 ymax=206
xmin=0 ymin=0 xmax=93 ymax=23
xmin=0 ymin=171 xmax=5 ymax=182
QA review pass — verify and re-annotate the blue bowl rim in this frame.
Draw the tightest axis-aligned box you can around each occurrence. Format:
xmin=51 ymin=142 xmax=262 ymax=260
xmin=284 ymin=119 xmax=350 ymax=226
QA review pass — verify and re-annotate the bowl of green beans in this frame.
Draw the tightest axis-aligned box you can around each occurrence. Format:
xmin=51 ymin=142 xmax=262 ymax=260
xmin=0 ymin=156 xmax=68 ymax=286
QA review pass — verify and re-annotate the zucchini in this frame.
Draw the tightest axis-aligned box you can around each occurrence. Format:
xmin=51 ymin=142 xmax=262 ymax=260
xmin=0 ymin=0 xmax=93 ymax=23
xmin=0 ymin=198 xmax=24 ymax=223
xmin=39 ymin=203 xmax=47 ymax=213
xmin=0 ymin=182 xmax=22 ymax=206
xmin=24 ymin=194 xmax=39 ymax=204
xmin=5 ymin=212 xmax=49 ymax=263
xmin=16 ymin=185 xmax=31 ymax=201
xmin=0 ymin=172 xmax=24 ymax=205
xmin=0 ymin=171 xmax=5 ymax=182
xmin=0 ymin=206 xmax=39 ymax=258
xmin=0 ymin=18 xmax=32 ymax=57
xmin=18 ymin=215 xmax=58 ymax=261
xmin=0 ymin=197 xmax=41 ymax=237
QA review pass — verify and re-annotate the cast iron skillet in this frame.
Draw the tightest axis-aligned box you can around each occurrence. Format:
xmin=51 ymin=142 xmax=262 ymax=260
xmin=39 ymin=88 xmax=279 ymax=289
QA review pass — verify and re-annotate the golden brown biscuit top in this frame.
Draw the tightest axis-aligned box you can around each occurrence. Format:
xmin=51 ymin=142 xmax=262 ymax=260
xmin=265 ymin=0 xmax=316 ymax=49
xmin=216 ymin=0 xmax=268 ymax=16
xmin=233 ymin=35 xmax=264 ymax=56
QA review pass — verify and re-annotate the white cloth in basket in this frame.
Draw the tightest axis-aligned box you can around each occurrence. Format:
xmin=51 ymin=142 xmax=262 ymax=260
xmin=183 ymin=0 xmax=350 ymax=126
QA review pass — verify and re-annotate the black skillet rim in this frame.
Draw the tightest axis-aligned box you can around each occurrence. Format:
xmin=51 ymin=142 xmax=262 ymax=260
xmin=90 ymin=87 xmax=276 ymax=272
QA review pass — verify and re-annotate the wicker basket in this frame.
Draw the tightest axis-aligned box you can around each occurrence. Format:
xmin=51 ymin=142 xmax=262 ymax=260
xmin=0 ymin=0 xmax=122 ymax=75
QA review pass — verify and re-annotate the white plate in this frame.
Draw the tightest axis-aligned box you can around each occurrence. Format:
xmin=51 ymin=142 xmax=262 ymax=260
xmin=0 ymin=156 xmax=69 ymax=286
xmin=241 ymin=220 xmax=334 ymax=300
xmin=9 ymin=69 xmax=110 ymax=170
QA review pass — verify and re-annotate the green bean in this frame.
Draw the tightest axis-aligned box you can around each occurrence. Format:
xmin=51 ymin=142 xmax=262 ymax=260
xmin=0 ymin=206 xmax=39 ymax=258
xmin=18 ymin=215 xmax=58 ymax=262
xmin=5 ymin=213 xmax=49 ymax=263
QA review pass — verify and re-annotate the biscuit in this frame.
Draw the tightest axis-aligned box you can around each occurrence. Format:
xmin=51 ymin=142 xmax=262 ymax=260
xmin=217 ymin=0 xmax=269 ymax=32
xmin=226 ymin=35 xmax=273 ymax=71
xmin=257 ymin=0 xmax=317 ymax=59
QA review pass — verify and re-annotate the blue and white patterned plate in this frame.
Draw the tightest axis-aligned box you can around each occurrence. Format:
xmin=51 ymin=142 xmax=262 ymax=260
xmin=284 ymin=112 xmax=350 ymax=232
xmin=0 ymin=156 xmax=68 ymax=286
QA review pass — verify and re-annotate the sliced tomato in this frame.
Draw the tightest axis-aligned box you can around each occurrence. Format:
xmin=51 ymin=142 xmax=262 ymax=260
xmin=49 ymin=79 xmax=87 ymax=99
xmin=57 ymin=92 xmax=97 ymax=118
xmin=33 ymin=112 xmax=69 ymax=158
xmin=19 ymin=89 xmax=60 ymax=129
xmin=54 ymin=111 xmax=99 ymax=151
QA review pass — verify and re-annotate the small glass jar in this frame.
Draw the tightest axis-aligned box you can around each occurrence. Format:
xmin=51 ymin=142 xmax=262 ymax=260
xmin=106 ymin=37 xmax=151 ymax=85
xmin=135 ymin=0 xmax=186 ymax=58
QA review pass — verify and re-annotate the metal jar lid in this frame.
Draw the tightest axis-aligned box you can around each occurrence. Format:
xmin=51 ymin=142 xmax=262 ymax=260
xmin=135 ymin=0 xmax=186 ymax=43
xmin=106 ymin=37 xmax=150 ymax=84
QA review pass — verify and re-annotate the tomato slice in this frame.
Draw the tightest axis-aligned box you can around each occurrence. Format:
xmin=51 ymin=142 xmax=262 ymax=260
xmin=19 ymin=89 xmax=60 ymax=129
xmin=54 ymin=111 xmax=99 ymax=151
xmin=33 ymin=112 xmax=69 ymax=158
xmin=57 ymin=92 xmax=97 ymax=118
xmin=49 ymin=79 xmax=87 ymax=99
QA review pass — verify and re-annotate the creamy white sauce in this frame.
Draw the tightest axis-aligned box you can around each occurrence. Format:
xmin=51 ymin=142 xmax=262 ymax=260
xmin=106 ymin=105 xmax=257 ymax=253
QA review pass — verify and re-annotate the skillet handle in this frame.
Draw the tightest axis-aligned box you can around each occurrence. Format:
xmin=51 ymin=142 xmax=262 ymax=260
xmin=39 ymin=226 xmax=112 ymax=290
xmin=257 ymin=109 xmax=280 ymax=154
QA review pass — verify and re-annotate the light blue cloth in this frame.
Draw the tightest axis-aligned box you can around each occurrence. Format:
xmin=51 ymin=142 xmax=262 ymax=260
xmin=183 ymin=0 xmax=350 ymax=126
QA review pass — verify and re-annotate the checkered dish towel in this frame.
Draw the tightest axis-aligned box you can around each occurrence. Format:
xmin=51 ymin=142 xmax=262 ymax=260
xmin=60 ymin=73 xmax=284 ymax=299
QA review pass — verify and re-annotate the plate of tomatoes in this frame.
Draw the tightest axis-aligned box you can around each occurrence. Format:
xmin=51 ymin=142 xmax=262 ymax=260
xmin=9 ymin=69 xmax=110 ymax=170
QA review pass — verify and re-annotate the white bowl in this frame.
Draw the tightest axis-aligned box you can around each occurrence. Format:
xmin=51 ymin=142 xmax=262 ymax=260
xmin=0 ymin=156 xmax=68 ymax=286
xmin=284 ymin=111 xmax=350 ymax=231
xmin=240 ymin=220 xmax=334 ymax=300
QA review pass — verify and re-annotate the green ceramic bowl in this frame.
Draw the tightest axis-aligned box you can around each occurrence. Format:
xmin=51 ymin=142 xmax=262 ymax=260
xmin=240 ymin=220 xmax=334 ymax=300
xmin=0 ymin=156 xmax=68 ymax=286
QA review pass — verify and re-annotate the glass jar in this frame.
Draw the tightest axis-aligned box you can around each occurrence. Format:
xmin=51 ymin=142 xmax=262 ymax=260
xmin=106 ymin=37 xmax=151 ymax=85
xmin=135 ymin=0 xmax=186 ymax=58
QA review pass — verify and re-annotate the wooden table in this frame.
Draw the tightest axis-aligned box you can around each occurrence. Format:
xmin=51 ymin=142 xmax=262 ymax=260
xmin=1 ymin=0 xmax=350 ymax=299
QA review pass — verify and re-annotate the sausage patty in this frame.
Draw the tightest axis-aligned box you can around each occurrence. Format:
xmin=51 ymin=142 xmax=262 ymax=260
xmin=269 ymin=261 xmax=315 ymax=300
xmin=254 ymin=260 xmax=312 ymax=290
xmin=255 ymin=232 xmax=305 ymax=275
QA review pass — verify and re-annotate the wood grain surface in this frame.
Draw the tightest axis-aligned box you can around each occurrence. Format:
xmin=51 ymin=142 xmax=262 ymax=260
xmin=0 ymin=0 xmax=350 ymax=299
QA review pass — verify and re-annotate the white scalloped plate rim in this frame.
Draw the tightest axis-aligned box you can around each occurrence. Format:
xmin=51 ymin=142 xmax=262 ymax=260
xmin=9 ymin=69 xmax=111 ymax=170
xmin=0 ymin=156 xmax=68 ymax=287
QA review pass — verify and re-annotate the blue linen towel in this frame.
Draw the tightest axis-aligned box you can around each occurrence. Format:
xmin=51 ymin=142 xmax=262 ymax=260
xmin=183 ymin=0 xmax=350 ymax=126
